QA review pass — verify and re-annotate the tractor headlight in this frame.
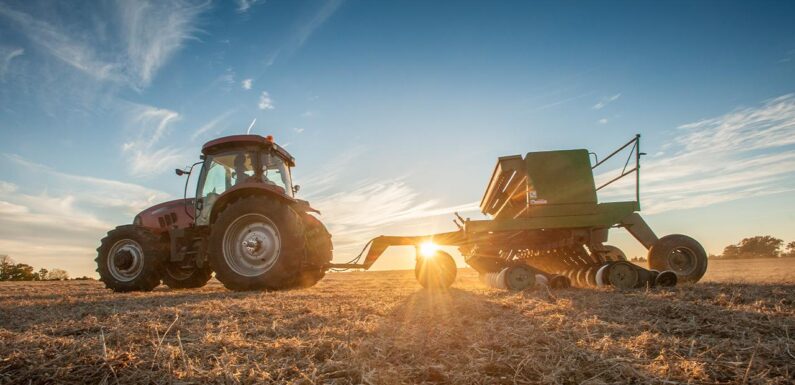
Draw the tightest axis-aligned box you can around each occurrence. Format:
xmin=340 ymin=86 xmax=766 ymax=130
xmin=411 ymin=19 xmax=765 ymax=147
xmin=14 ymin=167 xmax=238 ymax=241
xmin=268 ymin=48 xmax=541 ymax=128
xmin=133 ymin=215 xmax=142 ymax=226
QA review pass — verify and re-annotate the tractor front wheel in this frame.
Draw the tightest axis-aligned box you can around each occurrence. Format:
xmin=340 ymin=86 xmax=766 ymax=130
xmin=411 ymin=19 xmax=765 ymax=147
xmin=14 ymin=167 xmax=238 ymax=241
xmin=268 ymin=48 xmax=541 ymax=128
xmin=648 ymin=234 xmax=708 ymax=283
xmin=96 ymin=225 xmax=164 ymax=292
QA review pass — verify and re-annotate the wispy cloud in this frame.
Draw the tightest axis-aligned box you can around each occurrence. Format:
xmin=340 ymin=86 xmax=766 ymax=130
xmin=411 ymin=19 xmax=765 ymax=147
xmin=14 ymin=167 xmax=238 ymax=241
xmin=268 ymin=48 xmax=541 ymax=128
xmin=299 ymin=146 xmax=366 ymax=199
xmin=118 ymin=0 xmax=209 ymax=88
xmin=598 ymin=118 xmax=608 ymax=124
xmin=597 ymin=94 xmax=795 ymax=214
xmin=0 ymin=180 xmax=18 ymax=194
xmin=217 ymin=68 xmax=236 ymax=87
xmin=314 ymin=179 xmax=479 ymax=256
xmin=236 ymin=0 xmax=263 ymax=13
xmin=0 ymin=193 xmax=111 ymax=233
xmin=241 ymin=78 xmax=253 ymax=90
xmin=295 ymin=0 xmax=345 ymax=48
xmin=0 ymin=3 xmax=121 ymax=82
xmin=121 ymin=103 xmax=187 ymax=177
xmin=258 ymin=91 xmax=274 ymax=110
xmin=0 ymin=46 xmax=24 ymax=80
xmin=261 ymin=0 xmax=344 ymax=67
xmin=592 ymin=93 xmax=621 ymax=110
xmin=3 ymin=155 xmax=170 ymax=214
xmin=0 ymin=1 xmax=209 ymax=89
xmin=534 ymin=92 xmax=592 ymax=111
xmin=192 ymin=110 xmax=235 ymax=141
xmin=297 ymin=149 xmax=479 ymax=258
xmin=293 ymin=127 xmax=305 ymax=134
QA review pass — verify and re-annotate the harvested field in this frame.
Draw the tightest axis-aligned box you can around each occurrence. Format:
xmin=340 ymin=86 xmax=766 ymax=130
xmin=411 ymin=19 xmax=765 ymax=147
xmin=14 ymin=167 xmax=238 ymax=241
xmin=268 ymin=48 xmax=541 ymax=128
xmin=1 ymin=258 xmax=794 ymax=384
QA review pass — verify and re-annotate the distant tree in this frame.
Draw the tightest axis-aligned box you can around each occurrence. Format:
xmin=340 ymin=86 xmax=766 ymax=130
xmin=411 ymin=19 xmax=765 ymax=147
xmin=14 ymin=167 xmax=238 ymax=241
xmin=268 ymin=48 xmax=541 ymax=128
xmin=47 ymin=269 xmax=69 ymax=281
xmin=720 ymin=236 xmax=783 ymax=259
xmin=784 ymin=241 xmax=795 ymax=258
xmin=5 ymin=263 xmax=37 ymax=281
xmin=630 ymin=256 xmax=647 ymax=262
xmin=0 ymin=255 xmax=12 ymax=280
xmin=0 ymin=256 xmax=71 ymax=281
xmin=35 ymin=268 xmax=49 ymax=281
xmin=721 ymin=244 xmax=741 ymax=259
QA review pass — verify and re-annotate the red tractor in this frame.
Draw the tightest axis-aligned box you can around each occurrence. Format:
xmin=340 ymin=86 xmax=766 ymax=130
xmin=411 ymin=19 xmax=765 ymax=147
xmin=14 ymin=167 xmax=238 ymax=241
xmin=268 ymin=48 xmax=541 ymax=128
xmin=96 ymin=135 xmax=333 ymax=292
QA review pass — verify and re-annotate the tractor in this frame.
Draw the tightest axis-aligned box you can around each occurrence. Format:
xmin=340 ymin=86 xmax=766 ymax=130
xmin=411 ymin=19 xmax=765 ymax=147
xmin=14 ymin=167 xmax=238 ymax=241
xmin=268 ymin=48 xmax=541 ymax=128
xmin=96 ymin=135 xmax=332 ymax=292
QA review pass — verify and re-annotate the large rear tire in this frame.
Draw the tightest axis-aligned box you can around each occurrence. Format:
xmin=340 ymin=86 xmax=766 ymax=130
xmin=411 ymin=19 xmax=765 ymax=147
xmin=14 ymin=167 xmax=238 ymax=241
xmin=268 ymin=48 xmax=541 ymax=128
xmin=96 ymin=225 xmax=164 ymax=292
xmin=162 ymin=263 xmax=213 ymax=289
xmin=208 ymin=195 xmax=306 ymax=291
xmin=287 ymin=214 xmax=332 ymax=289
xmin=648 ymin=234 xmax=708 ymax=283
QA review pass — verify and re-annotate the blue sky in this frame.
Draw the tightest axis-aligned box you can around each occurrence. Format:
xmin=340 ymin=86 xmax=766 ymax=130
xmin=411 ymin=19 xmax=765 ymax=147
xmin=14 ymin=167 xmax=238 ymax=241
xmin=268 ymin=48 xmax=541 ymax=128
xmin=1 ymin=0 xmax=794 ymax=276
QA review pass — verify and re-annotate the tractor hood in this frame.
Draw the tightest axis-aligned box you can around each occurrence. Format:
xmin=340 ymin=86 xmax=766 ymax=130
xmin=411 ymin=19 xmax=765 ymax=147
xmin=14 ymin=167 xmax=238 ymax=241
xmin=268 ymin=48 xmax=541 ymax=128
xmin=134 ymin=198 xmax=195 ymax=234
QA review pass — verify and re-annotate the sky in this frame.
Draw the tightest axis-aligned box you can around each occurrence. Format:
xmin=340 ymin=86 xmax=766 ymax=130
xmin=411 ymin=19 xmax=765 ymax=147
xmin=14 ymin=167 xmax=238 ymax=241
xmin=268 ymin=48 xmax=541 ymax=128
xmin=1 ymin=0 xmax=794 ymax=277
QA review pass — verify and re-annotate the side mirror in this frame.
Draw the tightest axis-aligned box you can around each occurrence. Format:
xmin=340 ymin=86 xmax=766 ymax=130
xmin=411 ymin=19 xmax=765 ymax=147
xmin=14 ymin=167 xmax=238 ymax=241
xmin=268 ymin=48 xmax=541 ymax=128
xmin=292 ymin=185 xmax=301 ymax=194
xmin=175 ymin=168 xmax=189 ymax=176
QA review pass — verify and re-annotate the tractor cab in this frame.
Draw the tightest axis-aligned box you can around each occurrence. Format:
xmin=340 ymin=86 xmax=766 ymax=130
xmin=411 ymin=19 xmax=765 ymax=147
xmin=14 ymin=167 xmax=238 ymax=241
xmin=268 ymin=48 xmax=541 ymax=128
xmin=193 ymin=135 xmax=296 ymax=226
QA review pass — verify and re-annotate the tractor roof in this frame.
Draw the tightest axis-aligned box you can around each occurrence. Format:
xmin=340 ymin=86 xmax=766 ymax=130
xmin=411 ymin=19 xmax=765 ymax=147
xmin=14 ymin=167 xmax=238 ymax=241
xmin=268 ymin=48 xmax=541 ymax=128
xmin=202 ymin=135 xmax=295 ymax=166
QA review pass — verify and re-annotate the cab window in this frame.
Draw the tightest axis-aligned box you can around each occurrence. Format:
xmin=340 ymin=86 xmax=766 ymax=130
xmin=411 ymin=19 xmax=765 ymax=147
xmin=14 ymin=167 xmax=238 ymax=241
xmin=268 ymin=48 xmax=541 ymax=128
xmin=199 ymin=151 xmax=256 ymax=199
xmin=260 ymin=152 xmax=292 ymax=196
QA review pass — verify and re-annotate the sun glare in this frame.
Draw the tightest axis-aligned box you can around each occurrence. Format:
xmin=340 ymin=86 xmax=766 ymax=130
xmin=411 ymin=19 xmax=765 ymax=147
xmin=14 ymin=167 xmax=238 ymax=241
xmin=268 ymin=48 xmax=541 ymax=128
xmin=419 ymin=242 xmax=439 ymax=257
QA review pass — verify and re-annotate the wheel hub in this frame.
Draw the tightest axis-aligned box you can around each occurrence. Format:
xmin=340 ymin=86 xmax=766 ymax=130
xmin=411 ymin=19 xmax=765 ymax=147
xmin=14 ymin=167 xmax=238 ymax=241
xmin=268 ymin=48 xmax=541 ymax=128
xmin=114 ymin=250 xmax=134 ymax=270
xmin=242 ymin=236 xmax=264 ymax=256
xmin=107 ymin=239 xmax=145 ymax=282
xmin=668 ymin=247 xmax=696 ymax=273
xmin=223 ymin=214 xmax=281 ymax=277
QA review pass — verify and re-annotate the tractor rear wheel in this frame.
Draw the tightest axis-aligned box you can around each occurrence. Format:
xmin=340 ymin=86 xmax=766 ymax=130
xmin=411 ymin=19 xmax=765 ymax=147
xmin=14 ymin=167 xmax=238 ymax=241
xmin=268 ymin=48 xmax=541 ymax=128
xmin=648 ymin=234 xmax=708 ymax=283
xmin=415 ymin=250 xmax=457 ymax=289
xmin=162 ymin=263 xmax=213 ymax=289
xmin=287 ymin=215 xmax=333 ymax=289
xmin=209 ymin=195 xmax=305 ymax=291
xmin=96 ymin=225 xmax=164 ymax=292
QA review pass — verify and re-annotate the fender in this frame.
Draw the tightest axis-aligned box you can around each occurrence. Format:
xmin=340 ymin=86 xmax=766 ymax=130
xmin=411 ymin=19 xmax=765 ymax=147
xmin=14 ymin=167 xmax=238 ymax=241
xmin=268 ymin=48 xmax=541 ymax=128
xmin=200 ymin=183 xmax=319 ymax=226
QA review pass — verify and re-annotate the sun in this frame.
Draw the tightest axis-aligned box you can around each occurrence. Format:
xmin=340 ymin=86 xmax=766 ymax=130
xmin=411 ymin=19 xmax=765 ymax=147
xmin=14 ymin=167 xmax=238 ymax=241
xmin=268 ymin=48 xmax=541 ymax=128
xmin=418 ymin=241 xmax=439 ymax=258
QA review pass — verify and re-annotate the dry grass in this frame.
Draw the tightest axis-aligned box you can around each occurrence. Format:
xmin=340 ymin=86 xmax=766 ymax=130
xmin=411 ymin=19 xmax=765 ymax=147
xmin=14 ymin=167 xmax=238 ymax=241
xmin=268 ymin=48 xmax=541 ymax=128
xmin=1 ymin=258 xmax=794 ymax=384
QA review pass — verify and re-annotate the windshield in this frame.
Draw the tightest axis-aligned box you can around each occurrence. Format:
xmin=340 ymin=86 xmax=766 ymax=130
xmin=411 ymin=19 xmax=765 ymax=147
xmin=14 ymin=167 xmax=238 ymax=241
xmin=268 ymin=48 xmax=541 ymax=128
xmin=198 ymin=151 xmax=256 ymax=199
xmin=196 ymin=149 xmax=293 ymax=201
xmin=261 ymin=152 xmax=292 ymax=196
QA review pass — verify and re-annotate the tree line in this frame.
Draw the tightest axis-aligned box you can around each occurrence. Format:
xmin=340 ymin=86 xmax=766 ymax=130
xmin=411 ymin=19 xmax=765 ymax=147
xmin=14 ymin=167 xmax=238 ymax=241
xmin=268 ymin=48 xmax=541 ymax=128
xmin=0 ymin=255 xmax=73 ymax=281
xmin=710 ymin=236 xmax=795 ymax=259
